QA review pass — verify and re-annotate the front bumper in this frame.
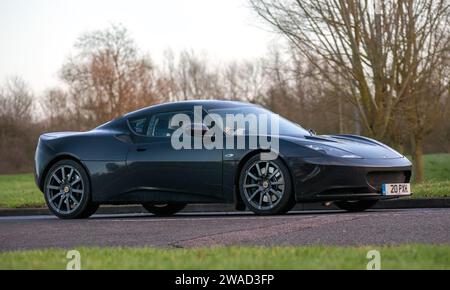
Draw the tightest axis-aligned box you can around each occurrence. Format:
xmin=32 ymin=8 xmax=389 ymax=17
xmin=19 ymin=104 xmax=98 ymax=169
xmin=287 ymin=156 xmax=412 ymax=202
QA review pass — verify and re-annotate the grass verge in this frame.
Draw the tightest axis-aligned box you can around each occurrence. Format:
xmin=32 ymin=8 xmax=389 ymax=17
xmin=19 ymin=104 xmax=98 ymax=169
xmin=0 ymin=173 xmax=44 ymax=208
xmin=0 ymin=245 xmax=449 ymax=270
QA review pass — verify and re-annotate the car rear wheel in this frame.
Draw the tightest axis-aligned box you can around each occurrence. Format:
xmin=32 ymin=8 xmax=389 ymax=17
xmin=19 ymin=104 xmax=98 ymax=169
xmin=239 ymin=155 xmax=294 ymax=215
xmin=142 ymin=204 xmax=187 ymax=216
xmin=334 ymin=200 xmax=378 ymax=212
xmin=44 ymin=160 xmax=98 ymax=219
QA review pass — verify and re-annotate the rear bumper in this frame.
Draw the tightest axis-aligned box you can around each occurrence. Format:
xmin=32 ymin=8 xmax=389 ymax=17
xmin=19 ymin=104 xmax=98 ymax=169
xmin=287 ymin=156 xmax=412 ymax=202
xmin=34 ymin=138 xmax=55 ymax=192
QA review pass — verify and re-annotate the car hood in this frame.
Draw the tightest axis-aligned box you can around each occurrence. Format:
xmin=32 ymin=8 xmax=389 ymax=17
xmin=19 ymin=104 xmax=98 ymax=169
xmin=282 ymin=134 xmax=404 ymax=159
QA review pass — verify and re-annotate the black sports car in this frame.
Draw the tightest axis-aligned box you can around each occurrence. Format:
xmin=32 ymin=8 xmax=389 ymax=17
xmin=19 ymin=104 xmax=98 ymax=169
xmin=35 ymin=100 xmax=412 ymax=219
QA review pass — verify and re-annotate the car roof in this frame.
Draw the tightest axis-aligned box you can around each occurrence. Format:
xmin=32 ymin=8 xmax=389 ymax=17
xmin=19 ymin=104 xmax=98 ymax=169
xmin=123 ymin=100 xmax=260 ymax=118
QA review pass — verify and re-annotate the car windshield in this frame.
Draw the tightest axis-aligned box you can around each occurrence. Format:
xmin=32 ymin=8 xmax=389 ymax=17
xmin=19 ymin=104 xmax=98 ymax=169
xmin=208 ymin=106 xmax=311 ymax=137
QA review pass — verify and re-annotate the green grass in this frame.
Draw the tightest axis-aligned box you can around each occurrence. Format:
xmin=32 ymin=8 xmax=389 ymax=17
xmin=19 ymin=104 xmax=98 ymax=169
xmin=1 ymin=245 xmax=449 ymax=270
xmin=413 ymin=181 xmax=450 ymax=198
xmin=0 ymin=154 xmax=449 ymax=208
xmin=410 ymin=153 xmax=450 ymax=198
xmin=422 ymin=154 xmax=450 ymax=181
xmin=0 ymin=173 xmax=44 ymax=208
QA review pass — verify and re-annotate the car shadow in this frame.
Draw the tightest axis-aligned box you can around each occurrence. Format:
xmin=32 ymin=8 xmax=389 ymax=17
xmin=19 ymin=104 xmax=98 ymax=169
xmin=88 ymin=208 xmax=401 ymax=220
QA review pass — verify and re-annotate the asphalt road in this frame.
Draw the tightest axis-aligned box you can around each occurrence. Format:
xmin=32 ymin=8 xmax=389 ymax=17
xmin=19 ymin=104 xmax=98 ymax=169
xmin=1 ymin=208 xmax=449 ymax=251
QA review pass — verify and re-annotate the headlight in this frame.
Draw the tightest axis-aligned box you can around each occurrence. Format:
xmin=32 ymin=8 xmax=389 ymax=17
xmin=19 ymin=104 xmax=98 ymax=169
xmin=305 ymin=144 xmax=362 ymax=159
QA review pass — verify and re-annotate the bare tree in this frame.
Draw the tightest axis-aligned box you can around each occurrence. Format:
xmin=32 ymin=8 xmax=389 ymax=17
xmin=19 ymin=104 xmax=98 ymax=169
xmin=0 ymin=77 xmax=36 ymax=173
xmin=177 ymin=50 xmax=222 ymax=100
xmin=0 ymin=77 xmax=33 ymax=125
xmin=222 ymin=60 xmax=266 ymax=102
xmin=158 ymin=49 xmax=225 ymax=101
xmin=263 ymin=47 xmax=291 ymax=112
xmin=250 ymin=0 xmax=450 ymax=182
xmin=60 ymin=24 xmax=159 ymax=127
xmin=158 ymin=49 xmax=181 ymax=102
xmin=39 ymin=88 xmax=78 ymax=131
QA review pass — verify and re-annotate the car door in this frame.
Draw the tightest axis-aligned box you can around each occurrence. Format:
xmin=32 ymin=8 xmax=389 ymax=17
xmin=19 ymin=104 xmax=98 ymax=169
xmin=126 ymin=109 xmax=223 ymax=202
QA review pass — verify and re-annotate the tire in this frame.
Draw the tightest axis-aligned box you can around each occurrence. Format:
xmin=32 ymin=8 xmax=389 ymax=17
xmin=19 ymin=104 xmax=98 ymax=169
xmin=77 ymin=202 xmax=100 ymax=219
xmin=239 ymin=154 xmax=294 ymax=215
xmin=44 ymin=159 xmax=98 ymax=219
xmin=334 ymin=200 xmax=378 ymax=212
xmin=142 ymin=203 xmax=187 ymax=216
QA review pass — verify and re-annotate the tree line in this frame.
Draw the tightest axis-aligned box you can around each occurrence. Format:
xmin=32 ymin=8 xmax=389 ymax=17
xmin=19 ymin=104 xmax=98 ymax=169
xmin=1 ymin=0 xmax=449 ymax=182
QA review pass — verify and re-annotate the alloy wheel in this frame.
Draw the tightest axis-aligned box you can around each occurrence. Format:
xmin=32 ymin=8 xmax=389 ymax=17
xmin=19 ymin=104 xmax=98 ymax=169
xmin=243 ymin=160 xmax=285 ymax=210
xmin=45 ymin=165 xmax=85 ymax=214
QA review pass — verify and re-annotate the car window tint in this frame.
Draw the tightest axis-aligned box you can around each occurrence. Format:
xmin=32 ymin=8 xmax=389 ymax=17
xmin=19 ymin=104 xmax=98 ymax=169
xmin=147 ymin=111 xmax=193 ymax=137
xmin=128 ymin=117 xmax=148 ymax=135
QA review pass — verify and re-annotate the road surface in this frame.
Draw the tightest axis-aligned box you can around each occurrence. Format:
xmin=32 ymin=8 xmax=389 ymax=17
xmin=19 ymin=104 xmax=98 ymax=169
xmin=1 ymin=208 xmax=449 ymax=251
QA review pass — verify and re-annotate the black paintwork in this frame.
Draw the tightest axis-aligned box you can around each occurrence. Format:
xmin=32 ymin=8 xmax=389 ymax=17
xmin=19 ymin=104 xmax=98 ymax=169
xmin=35 ymin=100 xmax=412 ymax=206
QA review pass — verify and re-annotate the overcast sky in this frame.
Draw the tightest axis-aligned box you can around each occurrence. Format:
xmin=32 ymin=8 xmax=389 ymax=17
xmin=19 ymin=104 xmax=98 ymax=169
xmin=0 ymin=0 xmax=277 ymax=93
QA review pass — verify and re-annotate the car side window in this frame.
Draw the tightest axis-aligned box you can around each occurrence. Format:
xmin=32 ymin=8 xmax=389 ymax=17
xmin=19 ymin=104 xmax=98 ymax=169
xmin=147 ymin=111 xmax=193 ymax=137
xmin=128 ymin=117 xmax=149 ymax=135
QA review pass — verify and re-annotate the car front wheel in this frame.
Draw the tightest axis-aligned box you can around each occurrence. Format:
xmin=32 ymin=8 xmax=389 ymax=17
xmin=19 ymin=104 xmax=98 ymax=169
xmin=44 ymin=160 xmax=98 ymax=219
xmin=239 ymin=155 xmax=294 ymax=215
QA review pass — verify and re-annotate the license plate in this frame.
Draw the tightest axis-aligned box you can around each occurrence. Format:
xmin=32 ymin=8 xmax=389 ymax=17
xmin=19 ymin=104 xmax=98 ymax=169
xmin=382 ymin=183 xmax=411 ymax=196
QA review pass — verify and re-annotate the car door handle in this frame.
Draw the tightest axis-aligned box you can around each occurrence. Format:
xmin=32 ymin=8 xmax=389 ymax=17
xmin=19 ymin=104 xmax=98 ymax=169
xmin=136 ymin=147 xmax=147 ymax=152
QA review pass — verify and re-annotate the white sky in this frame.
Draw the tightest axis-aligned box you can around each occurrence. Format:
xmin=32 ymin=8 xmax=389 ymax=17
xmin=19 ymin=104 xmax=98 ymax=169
xmin=0 ymin=0 xmax=277 ymax=94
